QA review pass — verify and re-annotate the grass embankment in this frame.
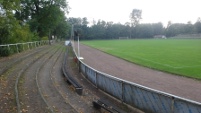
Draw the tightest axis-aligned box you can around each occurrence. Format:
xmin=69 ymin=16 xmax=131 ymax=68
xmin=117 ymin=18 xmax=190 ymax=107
xmin=82 ymin=39 xmax=201 ymax=79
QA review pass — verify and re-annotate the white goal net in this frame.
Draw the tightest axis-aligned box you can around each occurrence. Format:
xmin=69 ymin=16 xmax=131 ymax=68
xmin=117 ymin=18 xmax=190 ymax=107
xmin=119 ymin=37 xmax=129 ymax=40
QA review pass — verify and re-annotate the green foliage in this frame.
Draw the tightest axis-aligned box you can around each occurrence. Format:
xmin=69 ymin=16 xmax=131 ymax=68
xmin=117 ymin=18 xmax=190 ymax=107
xmin=195 ymin=22 xmax=201 ymax=33
xmin=0 ymin=0 xmax=70 ymax=56
xmin=70 ymin=17 xmax=201 ymax=40
xmin=41 ymin=36 xmax=48 ymax=40
xmin=0 ymin=16 xmax=34 ymax=44
xmin=0 ymin=0 xmax=35 ymax=45
xmin=0 ymin=47 xmax=10 ymax=56
xmin=13 ymin=25 xmax=33 ymax=42
xmin=16 ymin=0 xmax=70 ymax=38
xmin=82 ymin=39 xmax=201 ymax=79
xmin=53 ymin=13 xmax=70 ymax=39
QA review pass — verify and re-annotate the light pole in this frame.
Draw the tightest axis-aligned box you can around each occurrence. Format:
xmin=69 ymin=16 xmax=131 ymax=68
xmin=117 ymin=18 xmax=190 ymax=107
xmin=78 ymin=34 xmax=80 ymax=58
xmin=71 ymin=24 xmax=74 ymax=48
xmin=74 ymin=30 xmax=83 ymax=60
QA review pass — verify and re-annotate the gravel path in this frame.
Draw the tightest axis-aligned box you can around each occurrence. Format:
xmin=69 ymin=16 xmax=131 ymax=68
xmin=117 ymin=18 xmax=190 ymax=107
xmin=76 ymin=43 xmax=201 ymax=103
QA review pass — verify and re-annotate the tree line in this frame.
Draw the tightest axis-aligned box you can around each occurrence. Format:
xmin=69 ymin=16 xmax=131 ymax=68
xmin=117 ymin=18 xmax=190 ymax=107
xmin=69 ymin=17 xmax=201 ymax=40
xmin=1 ymin=0 xmax=201 ymax=45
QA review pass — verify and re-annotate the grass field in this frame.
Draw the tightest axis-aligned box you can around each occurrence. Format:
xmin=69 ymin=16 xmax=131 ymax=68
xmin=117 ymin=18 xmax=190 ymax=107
xmin=82 ymin=39 xmax=201 ymax=80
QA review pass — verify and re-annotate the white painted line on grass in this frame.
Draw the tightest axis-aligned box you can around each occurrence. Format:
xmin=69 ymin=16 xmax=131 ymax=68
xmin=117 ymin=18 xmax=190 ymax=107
xmin=133 ymin=56 xmax=201 ymax=69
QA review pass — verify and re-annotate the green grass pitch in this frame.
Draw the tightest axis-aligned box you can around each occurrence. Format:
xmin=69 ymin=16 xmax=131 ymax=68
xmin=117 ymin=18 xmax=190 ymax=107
xmin=82 ymin=39 xmax=201 ymax=80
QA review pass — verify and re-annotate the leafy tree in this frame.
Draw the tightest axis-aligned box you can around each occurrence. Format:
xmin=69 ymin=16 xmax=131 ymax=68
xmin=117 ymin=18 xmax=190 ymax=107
xmin=16 ymin=0 xmax=69 ymax=38
xmin=68 ymin=17 xmax=82 ymax=26
xmin=129 ymin=9 xmax=142 ymax=38
xmin=68 ymin=17 xmax=201 ymax=40
xmin=89 ymin=20 xmax=106 ymax=39
xmin=152 ymin=22 xmax=164 ymax=35
xmin=184 ymin=21 xmax=194 ymax=34
xmin=53 ymin=14 xmax=70 ymax=40
xmin=0 ymin=0 xmax=32 ymax=44
xmin=194 ymin=18 xmax=201 ymax=33
xmin=130 ymin=9 xmax=142 ymax=27
xmin=167 ymin=21 xmax=172 ymax=28
xmin=0 ymin=0 xmax=35 ymax=56
xmin=67 ymin=17 xmax=90 ymax=40
xmin=82 ymin=17 xmax=89 ymax=26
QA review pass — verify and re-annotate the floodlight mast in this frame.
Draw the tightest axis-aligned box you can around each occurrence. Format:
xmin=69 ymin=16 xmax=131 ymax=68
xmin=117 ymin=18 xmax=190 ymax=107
xmin=74 ymin=29 xmax=83 ymax=60
xmin=71 ymin=25 xmax=83 ymax=60
xmin=78 ymin=33 xmax=80 ymax=58
xmin=71 ymin=25 xmax=74 ymax=49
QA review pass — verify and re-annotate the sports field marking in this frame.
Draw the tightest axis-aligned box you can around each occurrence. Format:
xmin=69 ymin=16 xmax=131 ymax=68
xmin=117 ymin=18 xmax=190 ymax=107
xmin=173 ymin=65 xmax=201 ymax=69
xmin=132 ymin=55 xmax=201 ymax=69
xmin=131 ymin=55 xmax=175 ymax=68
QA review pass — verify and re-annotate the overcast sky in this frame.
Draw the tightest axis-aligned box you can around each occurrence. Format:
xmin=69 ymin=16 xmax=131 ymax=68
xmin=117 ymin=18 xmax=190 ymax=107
xmin=67 ymin=0 xmax=201 ymax=26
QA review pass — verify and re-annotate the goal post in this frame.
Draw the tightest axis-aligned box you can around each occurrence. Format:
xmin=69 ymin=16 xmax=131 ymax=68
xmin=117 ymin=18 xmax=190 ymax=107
xmin=119 ymin=37 xmax=129 ymax=40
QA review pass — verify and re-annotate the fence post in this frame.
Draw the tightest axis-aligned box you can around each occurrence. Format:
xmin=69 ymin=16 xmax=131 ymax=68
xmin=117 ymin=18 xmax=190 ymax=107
xmin=95 ymin=71 xmax=98 ymax=88
xmin=27 ymin=43 xmax=30 ymax=49
xmin=16 ymin=44 xmax=19 ymax=53
xmin=85 ymin=65 xmax=88 ymax=78
xmin=171 ymin=97 xmax=175 ymax=113
xmin=23 ymin=44 xmax=24 ymax=51
xmin=7 ymin=45 xmax=10 ymax=51
xmin=121 ymin=81 xmax=124 ymax=103
xmin=78 ymin=60 xmax=81 ymax=72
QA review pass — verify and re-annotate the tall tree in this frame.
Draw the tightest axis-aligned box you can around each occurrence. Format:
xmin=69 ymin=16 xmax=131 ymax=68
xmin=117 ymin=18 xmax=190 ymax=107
xmin=15 ymin=0 xmax=69 ymax=38
xmin=130 ymin=9 xmax=142 ymax=27
xmin=0 ymin=0 xmax=25 ymax=44
xmin=52 ymin=13 xmax=70 ymax=40
xmin=152 ymin=22 xmax=164 ymax=35
xmin=195 ymin=17 xmax=201 ymax=33
xmin=129 ymin=9 xmax=142 ymax=38
xmin=82 ymin=17 xmax=89 ymax=26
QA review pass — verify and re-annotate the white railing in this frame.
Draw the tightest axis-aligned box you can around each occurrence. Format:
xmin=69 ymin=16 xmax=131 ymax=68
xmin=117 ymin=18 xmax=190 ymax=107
xmin=71 ymin=41 xmax=201 ymax=113
xmin=0 ymin=40 xmax=48 ymax=56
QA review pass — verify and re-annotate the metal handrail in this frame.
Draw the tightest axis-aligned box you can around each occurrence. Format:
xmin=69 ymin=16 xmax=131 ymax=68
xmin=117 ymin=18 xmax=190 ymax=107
xmin=72 ymin=41 xmax=201 ymax=113
xmin=0 ymin=40 xmax=48 ymax=56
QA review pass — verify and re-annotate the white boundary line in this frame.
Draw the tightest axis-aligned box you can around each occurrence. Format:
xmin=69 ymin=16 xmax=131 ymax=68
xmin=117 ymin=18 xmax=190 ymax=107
xmin=131 ymin=55 xmax=201 ymax=69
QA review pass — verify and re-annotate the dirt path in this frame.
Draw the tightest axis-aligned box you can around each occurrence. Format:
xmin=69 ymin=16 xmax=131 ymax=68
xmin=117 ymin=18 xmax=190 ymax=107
xmin=76 ymin=43 xmax=201 ymax=103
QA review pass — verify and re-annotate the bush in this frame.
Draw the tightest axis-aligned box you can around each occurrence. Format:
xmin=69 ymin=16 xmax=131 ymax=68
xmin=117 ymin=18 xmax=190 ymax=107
xmin=0 ymin=47 xmax=11 ymax=56
xmin=41 ymin=36 xmax=48 ymax=40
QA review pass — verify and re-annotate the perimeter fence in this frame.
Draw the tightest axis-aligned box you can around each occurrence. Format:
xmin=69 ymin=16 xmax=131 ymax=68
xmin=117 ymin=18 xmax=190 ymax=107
xmin=71 ymin=42 xmax=201 ymax=113
xmin=0 ymin=40 xmax=48 ymax=56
